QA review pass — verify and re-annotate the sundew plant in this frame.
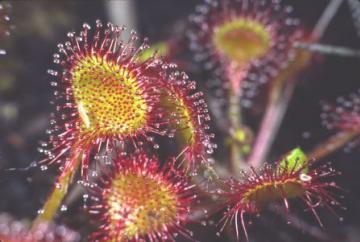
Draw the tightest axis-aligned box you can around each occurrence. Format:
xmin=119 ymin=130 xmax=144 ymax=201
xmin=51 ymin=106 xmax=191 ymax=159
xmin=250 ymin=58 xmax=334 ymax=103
xmin=1 ymin=0 xmax=360 ymax=242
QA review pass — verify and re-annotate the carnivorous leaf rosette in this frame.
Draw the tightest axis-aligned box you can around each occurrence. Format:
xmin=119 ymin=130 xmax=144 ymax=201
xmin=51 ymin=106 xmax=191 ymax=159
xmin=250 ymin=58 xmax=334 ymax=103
xmin=160 ymin=65 xmax=216 ymax=169
xmin=88 ymin=152 xmax=196 ymax=242
xmin=42 ymin=20 xmax=172 ymax=177
xmin=189 ymin=0 xmax=302 ymax=97
xmin=220 ymin=149 xmax=342 ymax=241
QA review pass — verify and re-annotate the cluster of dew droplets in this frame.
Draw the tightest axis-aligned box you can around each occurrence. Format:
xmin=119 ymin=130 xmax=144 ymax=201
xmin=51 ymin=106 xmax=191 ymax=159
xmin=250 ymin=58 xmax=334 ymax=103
xmin=118 ymin=26 xmax=170 ymax=149
xmin=38 ymin=19 xmax=181 ymax=180
xmin=0 ymin=213 xmax=81 ymax=242
xmin=239 ymin=3 xmax=302 ymax=108
xmin=298 ymin=161 xmax=347 ymax=224
xmin=188 ymin=0 xmax=303 ymax=109
xmin=0 ymin=2 xmax=12 ymax=55
xmin=321 ymin=91 xmax=360 ymax=131
xmin=320 ymin=92 xmax=360 ymax=154
xmin=162 ymin=63 xmax=217 ymax=166
xmin=86 ymin=153 xmax=199 ymax=241
xmin=188 ymin=0 xmax=231 ymax=108
xmin=217 ymin=159 xmax=346 ymax=241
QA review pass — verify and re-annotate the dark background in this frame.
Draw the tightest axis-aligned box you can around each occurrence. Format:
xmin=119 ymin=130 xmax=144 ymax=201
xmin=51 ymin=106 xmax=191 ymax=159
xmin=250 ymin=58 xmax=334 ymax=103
xmin=0 ymin=0 xmax=359 ymax=241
